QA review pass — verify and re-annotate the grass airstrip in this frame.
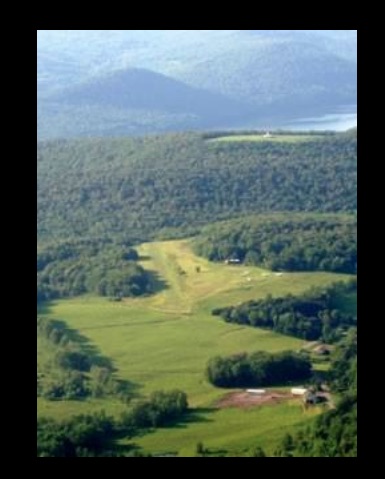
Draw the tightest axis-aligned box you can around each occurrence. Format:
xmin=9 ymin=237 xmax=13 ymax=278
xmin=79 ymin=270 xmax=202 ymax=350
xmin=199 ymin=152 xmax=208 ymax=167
xmin=37 ymin=239 xmax=352 ymax=456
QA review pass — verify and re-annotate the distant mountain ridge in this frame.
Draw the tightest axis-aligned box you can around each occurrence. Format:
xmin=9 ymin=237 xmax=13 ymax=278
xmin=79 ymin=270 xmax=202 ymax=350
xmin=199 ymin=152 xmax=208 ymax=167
xmin=37 ymin=30 xmax=357 ymax=139
xmin=50 ymin=68 xmax=246 ymax=118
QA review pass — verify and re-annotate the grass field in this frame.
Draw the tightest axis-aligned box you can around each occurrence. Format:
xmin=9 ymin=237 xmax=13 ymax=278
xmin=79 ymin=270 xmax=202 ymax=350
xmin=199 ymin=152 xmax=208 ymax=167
xmin=37 ymin=239 xmax=353 ymax=455
xmin=134 ymin=401 xmax=323 ymax=457
xmin=208 ymin=134 xmax=322 ymax=144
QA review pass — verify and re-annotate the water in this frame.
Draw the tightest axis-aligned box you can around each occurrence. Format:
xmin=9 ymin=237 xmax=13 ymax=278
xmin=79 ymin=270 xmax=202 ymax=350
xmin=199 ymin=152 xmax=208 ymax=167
xmin=281 ymin=106 xmax=357 ymax=131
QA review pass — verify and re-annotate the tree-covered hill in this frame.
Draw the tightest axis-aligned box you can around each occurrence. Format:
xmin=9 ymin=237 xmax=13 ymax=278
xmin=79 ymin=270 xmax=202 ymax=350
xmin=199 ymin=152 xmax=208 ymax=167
xmin=193 ymin=213 xmax=357 ymax=273
xmin=38 ymin=68 xmax=249 ymax=139
xmin=172 ymin=39 xmax=356 ymax=112
xmin=37 ymin=131 xmax=357 ymax=244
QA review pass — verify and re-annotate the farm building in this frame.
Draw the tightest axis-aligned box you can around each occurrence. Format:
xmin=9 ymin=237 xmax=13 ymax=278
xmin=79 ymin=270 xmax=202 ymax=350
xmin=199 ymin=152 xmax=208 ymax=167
xmin=246 ymin=389 xmax=266 ymax=395
xmin=225 ymin=258 xmax=241 ymax=265
xmin=291 ymin=387 xmax=308 ymax=396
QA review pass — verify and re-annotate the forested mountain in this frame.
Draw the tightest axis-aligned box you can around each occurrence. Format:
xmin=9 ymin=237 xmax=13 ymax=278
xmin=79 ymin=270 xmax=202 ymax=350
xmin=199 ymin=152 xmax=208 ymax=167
xmin=38 ymin=68 xmax=247 ymax=138
xmin=37 ymin=132 xmax=357 ymax=244
xmin=37 ymin=30 xmax=356 ymax=139
xmin=172 ymin=40 xmax=356 ymax=110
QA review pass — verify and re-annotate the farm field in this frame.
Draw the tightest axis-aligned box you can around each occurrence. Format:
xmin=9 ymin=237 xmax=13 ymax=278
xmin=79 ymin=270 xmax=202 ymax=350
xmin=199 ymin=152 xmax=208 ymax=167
xmin=208 ymin=134 xmax=322 ymax=144
xmin=134 ymin=400 xmax=323 ymax=457
xmin=37 ymin=239 xmax=353 ymax=455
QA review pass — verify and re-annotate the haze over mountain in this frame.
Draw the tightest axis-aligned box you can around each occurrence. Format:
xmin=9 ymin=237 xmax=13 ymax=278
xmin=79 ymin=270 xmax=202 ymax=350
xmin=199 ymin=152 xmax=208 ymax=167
xmin=37 ymin=30 xmax=357 ymax=139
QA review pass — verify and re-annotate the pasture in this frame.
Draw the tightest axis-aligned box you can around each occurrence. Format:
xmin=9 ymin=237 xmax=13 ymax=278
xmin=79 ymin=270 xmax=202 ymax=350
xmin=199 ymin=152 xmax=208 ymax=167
xmin=37 ymin=239 xmax=352 ymax=455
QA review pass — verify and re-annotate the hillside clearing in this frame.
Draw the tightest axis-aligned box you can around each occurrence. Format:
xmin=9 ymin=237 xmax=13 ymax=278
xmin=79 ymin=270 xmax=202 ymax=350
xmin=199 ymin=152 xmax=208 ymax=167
xmin=208 ymin=134 xmax=322 ymax=143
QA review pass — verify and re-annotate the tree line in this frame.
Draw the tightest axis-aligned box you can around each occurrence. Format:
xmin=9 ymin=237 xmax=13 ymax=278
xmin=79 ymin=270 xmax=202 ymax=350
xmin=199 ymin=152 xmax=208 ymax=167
xmin=206 ymin=351 xmax=312 ymax=388
xmin=212 ymin=280 xmax=356 ymax=342
xmin=194 ymin=213 xmax=356 ymax=274
xmin=37 ymin=238 xmax=152 ymax=302
xmin=37 ymin=389 xmax=188 ymax=457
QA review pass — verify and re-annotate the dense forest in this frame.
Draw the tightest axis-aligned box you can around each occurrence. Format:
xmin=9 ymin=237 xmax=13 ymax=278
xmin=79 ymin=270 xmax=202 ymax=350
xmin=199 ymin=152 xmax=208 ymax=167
xmin=194 ymin=213 xmax=356 ymax=273
xmin=37 ymin=131 xmax=356 ymax=244
xmin=206 ymin=351 xmax=312 ymax=388
xmin=37 ymin=238 xmax=153 ymax=302
xmin=37 ymin=390 xmax=188 ymax=457
xmin=212 ymin=280 xmax=356 ymax=342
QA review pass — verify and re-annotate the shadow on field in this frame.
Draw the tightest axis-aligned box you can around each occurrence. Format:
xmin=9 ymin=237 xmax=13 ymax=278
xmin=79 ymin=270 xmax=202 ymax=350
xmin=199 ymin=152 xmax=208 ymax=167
xmin=37 ymin=300 xmax=56 ymax=315
xmin=130 ymin=407 xmax=215 ymax=443
xmin=166 ymin=407 xmax=215 ymax=430
xmin=38 ymin=311 xmax=142 ymax=400
xmin=147 ymin=269 xmax=169 ymax=295
xmin=51 ymin=319 xmax=119 ymax=370
xmin=138 ymin=255 xmax=152 ymax=262
xmin=205 ymin=447 xmax=228 ymax=457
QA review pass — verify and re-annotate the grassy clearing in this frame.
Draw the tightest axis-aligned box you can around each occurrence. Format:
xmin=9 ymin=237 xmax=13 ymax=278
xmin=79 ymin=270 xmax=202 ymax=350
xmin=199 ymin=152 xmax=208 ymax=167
xmin=134 ymin=401 xmax=322 ymax=457
xmin=208 ymin=134 xmax=322 ymax=144
xmin=37 ymin=239 xmax=353 ymax=454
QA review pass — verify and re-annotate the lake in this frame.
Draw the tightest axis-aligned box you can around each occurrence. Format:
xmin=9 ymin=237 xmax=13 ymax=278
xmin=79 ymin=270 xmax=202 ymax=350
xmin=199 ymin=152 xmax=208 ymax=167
xmin=281 ymin=106 xmax=357 ymax=131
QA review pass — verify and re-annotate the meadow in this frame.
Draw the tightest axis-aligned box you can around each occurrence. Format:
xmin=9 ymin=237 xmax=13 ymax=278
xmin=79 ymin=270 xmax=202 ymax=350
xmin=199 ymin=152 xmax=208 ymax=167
xmin=208 ymin=134 xmax=322 ymax=144
xmin=37 ymin=239 xmax=352 ymax=455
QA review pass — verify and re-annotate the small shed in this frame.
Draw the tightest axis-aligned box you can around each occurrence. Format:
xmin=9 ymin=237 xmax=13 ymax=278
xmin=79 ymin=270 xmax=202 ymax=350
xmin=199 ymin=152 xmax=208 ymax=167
xmin=291 ymin=387 xmax=308 ymax=396
xmin=225 ymin=258 xmax=241 ymax=265
xmin=246 ymin=389 xmax=266 ymax=395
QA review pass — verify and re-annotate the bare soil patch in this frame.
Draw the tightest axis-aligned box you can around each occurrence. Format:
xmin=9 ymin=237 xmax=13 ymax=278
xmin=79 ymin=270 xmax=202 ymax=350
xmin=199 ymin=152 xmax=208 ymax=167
xmin=216 ymin=390 xmax=292 ymax=409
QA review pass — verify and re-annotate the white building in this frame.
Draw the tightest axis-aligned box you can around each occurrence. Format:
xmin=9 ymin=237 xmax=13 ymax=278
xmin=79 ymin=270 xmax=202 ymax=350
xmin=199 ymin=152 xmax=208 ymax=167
xmin=291 ymin=387 xmax=308 ymax=396
xmin=246 ymin=389 xmax=266 ymax=395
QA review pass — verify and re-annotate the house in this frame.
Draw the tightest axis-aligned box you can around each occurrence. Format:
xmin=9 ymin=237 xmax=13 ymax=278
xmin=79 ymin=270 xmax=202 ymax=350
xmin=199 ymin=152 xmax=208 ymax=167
xmin=291 ymin=387 xmax=307 ymax=396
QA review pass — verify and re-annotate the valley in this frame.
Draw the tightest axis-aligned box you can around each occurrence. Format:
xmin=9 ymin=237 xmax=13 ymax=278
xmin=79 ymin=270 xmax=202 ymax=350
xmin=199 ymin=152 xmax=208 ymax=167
xmin=37 ymin=239 xmax=353 ymax=456
xmin=37 ymin=38 xmax=357 ymax=453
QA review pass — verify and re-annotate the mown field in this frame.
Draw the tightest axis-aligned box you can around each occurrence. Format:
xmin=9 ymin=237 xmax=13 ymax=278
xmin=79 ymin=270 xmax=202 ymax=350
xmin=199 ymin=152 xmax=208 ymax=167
xmin=37 ymin=239 xmax=353 ymax=455
xmin=208 ymin=134 xmax=322 ymax=144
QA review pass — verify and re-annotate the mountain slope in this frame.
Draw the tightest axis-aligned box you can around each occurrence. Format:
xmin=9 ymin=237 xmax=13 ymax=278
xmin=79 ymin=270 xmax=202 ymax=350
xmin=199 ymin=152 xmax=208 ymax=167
xmin=50 ymin=67 xmax=246 ymax=117
xmin=37 ymin=131 xmax=357 ymax=243
xmin=37 ymin=30 xmax=357 ymax=139
xmin=170 ymin=40 xmax=356 ymax=111
xmin=38 ymin=68 xmax=250 ymax=139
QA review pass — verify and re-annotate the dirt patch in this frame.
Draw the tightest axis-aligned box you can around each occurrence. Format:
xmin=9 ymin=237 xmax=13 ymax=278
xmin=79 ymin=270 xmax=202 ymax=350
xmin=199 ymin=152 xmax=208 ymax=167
xmin=216 ymin=390 xmax=292 ymax=409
